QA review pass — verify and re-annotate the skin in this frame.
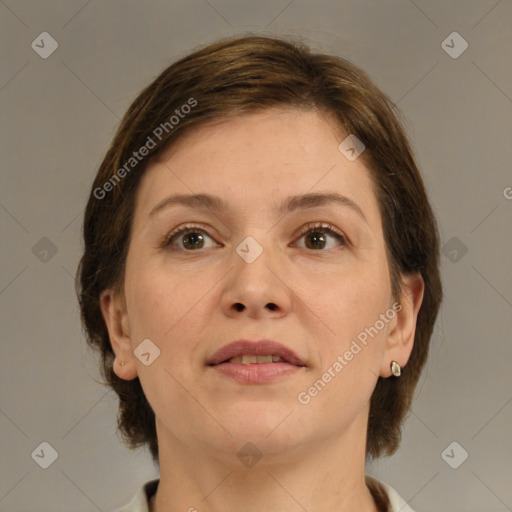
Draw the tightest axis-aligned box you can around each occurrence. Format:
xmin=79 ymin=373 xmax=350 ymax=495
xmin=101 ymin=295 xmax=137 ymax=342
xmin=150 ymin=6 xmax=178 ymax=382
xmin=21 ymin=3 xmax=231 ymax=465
xmin=101 ymin=108 xmax=424 ymax=512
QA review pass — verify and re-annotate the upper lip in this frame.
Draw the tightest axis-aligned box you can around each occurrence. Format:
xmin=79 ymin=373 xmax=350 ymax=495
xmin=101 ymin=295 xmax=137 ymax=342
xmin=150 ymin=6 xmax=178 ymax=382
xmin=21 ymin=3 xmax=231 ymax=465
xmin=207 ymin=340 xmax=305 ymax=366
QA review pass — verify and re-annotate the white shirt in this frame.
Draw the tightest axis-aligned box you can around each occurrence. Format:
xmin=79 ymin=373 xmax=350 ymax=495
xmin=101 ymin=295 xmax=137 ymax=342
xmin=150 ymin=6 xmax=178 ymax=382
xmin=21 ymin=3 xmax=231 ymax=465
xmin=115 ymin=476 xmax=415 ymax=512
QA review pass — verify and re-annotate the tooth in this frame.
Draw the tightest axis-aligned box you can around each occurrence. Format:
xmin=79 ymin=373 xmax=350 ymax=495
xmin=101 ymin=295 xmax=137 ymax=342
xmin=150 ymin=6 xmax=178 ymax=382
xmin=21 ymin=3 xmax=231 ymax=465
xmin=228 ymin=354 xmax=283 ymax=364
xmin=256 ymin=355 xmax=273 ymax=364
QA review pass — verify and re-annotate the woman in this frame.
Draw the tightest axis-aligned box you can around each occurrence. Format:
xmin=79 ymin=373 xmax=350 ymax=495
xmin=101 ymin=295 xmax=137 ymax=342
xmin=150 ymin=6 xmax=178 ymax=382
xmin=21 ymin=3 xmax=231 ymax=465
xmin=78 ymin=35 xmax=442 ymax=512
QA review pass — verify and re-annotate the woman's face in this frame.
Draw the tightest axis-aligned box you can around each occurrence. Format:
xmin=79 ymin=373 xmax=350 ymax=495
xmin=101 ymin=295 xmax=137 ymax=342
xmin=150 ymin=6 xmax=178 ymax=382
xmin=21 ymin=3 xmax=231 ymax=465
xmin=105 ymin=108 xmax=412 ymax=462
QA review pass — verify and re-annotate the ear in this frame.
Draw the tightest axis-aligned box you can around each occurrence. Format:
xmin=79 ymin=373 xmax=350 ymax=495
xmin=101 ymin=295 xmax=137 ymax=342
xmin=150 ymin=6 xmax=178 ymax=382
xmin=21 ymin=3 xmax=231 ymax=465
xmin=99 ymin=288 xmax=138 ymax=380
xmin=380 ymin=273 xmax=424 ymax=377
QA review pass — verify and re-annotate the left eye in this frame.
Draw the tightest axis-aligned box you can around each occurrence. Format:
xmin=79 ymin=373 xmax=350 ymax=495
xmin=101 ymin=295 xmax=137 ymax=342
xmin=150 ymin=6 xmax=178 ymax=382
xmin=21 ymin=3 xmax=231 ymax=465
xmin=294 ymin=225 xmax=347 ymax=251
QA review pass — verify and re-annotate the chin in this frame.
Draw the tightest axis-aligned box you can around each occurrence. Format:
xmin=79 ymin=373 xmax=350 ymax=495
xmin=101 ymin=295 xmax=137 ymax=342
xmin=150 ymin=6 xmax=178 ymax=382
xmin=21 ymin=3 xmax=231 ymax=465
xmin=212 ymin=408 xmax=308 ymax=454
xmin=207 ymin=430 xmax=304 ymax=468
xmin=218 ymin=400 xmax=296 ymax=431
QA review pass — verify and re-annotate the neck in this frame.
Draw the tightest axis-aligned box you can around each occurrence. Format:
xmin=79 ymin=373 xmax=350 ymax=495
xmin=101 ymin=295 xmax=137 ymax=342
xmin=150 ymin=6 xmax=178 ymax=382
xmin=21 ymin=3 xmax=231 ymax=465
xmin=150 ymin=415 xmax=378 ymax=512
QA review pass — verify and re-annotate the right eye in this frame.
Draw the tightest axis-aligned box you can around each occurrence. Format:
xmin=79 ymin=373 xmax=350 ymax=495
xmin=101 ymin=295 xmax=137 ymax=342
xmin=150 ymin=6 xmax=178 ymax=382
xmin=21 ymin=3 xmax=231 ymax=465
xmin=163 ymin=226 xmax=221 ymax=251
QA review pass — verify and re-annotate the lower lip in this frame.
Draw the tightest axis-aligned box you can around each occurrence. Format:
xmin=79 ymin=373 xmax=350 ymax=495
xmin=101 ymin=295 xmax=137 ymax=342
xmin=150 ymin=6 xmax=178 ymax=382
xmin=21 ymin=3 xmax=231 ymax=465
xmin=211 ymin=362 xmax=303 ymax=384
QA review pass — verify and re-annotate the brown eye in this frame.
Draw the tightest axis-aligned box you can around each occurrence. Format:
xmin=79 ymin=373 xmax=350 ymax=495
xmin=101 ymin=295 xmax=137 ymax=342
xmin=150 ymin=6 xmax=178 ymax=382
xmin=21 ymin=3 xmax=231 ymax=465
xmin=165 ymin=227 xmax=219 ymax=251
xmin=304 ymin=231 xmax=328 ymax=250
xmin=181 ymin=231 xmax=205 ymax=250
xmin=295 ymin=224 xmax=347 ymax=251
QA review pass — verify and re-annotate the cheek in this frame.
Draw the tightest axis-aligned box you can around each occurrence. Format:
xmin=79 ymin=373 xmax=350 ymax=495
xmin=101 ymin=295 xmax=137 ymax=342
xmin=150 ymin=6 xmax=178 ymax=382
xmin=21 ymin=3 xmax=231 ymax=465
xmin=301 ymin=257 xmax=392 ymax=366
xmin=123 ymin=257 xmax=215 ymax=357
xmin=296 ymin=266 xmax=391 ymax=423
xmin=124 ymin=272 xmax=171 ymax=342
xmin=123 ymin=262 xmax=205 ymax=402
xmin=121 ymin=249 xmax=159 ymax=342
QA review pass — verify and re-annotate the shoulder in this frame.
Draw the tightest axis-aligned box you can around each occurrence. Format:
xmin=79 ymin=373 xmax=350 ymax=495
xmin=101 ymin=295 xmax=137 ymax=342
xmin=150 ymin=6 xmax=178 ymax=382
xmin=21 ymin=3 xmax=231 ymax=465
xmin=113 ymin=480 xmax=159 ymax=512
xmin=366 ymin=475 xmax=416 ymax=512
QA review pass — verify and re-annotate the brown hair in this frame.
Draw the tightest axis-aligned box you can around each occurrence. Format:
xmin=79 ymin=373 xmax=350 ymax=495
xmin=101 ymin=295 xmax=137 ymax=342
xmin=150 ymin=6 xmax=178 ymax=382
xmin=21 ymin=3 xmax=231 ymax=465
xmin=77 ymin=35 xmax=442 ymax=462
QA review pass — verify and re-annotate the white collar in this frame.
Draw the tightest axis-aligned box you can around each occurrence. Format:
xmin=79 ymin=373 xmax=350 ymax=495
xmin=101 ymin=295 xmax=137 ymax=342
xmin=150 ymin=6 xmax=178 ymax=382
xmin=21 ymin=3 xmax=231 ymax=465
xmin=366 ymin=475 xmax=416 ymax=511
xmin=117 ymin=476 xmax=415 ymax=512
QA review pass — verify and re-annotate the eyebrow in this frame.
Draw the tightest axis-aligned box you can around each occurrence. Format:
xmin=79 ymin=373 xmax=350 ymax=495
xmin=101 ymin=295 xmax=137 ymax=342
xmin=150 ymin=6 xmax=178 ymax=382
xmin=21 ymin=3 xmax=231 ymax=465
xmin=149 ymin=192 xmax=367 ymax=223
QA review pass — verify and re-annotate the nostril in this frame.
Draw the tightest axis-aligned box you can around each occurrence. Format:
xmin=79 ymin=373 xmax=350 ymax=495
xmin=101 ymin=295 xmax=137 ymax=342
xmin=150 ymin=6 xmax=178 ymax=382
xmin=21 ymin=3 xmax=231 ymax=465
xmin=234 ymin=303 xmax=245 ymax=312
xmin=266 ymin=303 xmax=278 ymax=311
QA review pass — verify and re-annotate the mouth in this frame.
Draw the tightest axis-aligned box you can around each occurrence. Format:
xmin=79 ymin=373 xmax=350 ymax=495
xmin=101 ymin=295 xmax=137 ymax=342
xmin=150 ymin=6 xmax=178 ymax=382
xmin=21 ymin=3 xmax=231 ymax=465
xmin=207 ymin=340 xmax=306 ymax=384
xmin=207 ymin=339 xmax=305 ymax=366
xmin=223 ymin=354 xmax=288 ymax=364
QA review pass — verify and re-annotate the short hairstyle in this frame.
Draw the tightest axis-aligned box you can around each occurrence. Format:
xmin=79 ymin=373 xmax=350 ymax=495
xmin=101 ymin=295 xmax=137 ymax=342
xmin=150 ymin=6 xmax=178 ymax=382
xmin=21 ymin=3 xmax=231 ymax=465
xmin=77 ymin=35 xmax=442 ymax=462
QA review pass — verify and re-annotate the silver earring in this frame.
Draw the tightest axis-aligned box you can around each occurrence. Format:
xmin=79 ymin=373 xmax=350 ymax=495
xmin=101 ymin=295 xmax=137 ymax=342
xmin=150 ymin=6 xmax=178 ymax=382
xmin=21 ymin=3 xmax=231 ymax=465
xmin=390 ymin=361 xmax=401 ymax=377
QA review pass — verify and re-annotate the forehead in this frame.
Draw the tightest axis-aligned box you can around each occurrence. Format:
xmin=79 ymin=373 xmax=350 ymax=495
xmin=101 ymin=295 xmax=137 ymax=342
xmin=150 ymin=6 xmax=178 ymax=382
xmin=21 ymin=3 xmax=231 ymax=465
xmin=134 ymin=109 xmax=380 ymax=224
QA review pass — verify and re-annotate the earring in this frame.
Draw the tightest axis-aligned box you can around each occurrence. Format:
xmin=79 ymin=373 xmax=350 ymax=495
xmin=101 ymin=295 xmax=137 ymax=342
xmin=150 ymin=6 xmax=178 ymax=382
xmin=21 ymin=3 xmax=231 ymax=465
xmin=390 ymin=361 xmax=401 ymax=377
xmin=119 ymin=360 xmax=126 ymax=367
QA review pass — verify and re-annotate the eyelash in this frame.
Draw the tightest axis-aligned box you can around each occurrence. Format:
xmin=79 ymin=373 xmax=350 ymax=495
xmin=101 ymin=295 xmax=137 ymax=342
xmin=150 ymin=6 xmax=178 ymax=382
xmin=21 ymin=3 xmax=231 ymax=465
xmin=163 ymin=222 xmax=347 ymax=251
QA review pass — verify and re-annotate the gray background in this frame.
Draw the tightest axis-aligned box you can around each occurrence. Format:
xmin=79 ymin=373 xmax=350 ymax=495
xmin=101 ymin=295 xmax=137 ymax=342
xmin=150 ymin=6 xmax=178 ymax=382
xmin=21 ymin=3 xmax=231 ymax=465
xmin=1 ymin=1 xmax=511 ymax=511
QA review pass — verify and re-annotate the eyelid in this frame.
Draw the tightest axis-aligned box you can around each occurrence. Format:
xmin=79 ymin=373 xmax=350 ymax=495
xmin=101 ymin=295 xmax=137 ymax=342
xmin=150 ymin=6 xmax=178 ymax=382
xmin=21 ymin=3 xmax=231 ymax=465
xmin=163 ymin=223 xmax=219 ymax=248
xmin=292 ymin=222 xmax=348 ymax=247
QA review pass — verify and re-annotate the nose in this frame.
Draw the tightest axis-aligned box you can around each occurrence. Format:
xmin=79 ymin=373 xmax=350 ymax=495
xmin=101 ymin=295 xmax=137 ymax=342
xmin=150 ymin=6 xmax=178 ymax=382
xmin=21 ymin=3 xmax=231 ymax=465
xmin=220 ymin=244 xmax=292 ymax=319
